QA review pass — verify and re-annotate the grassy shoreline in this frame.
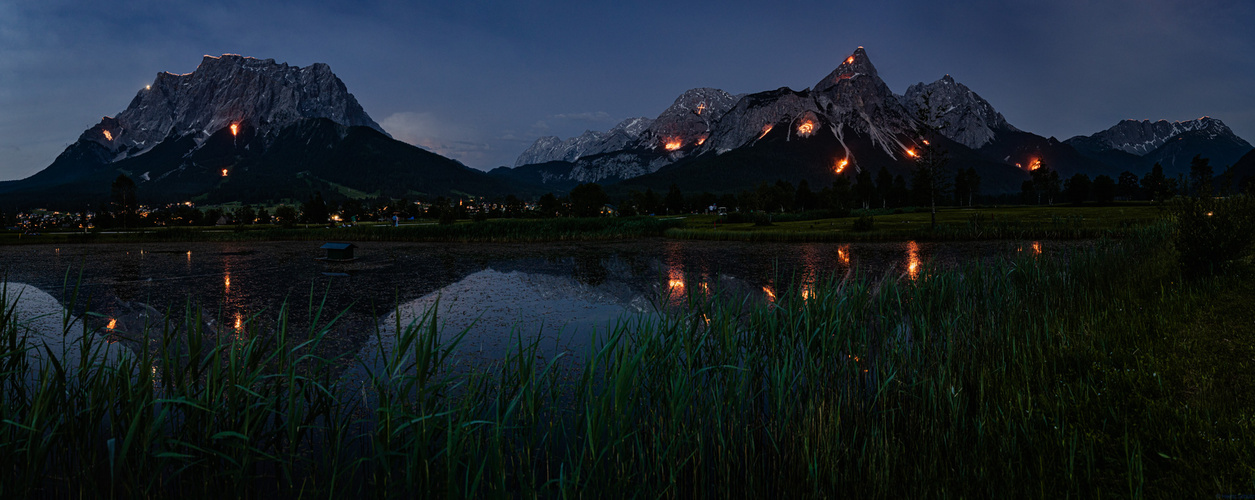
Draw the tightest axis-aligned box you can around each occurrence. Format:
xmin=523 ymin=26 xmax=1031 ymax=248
xmin=2 ymin=219 xmax=1251 ymax=496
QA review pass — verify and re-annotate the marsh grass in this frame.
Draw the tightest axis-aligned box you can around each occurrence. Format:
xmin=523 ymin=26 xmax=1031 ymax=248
xmin=2 ymin=220 xmax=1253 ymax=497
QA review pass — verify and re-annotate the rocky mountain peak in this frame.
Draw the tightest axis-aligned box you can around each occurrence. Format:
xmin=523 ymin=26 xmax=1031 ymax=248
xmin=814 ymin=47 xmax=878 ymax=93
xmin=903 ymin=75 xmax=1019 ymax=149
xmin=84 ymin=54 xmax=384 ymax=157
xmin=1069 ymin=117 xmax=1246 ymax=155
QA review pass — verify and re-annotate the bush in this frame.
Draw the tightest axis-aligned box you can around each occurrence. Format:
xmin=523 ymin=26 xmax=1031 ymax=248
xmin=1171 ymin=195 xmax=1255 ymax=275
xmin=438 ymin=210 xmax=457 ymax=225
xmin=852 ymin=215 xmax=875 ymax=232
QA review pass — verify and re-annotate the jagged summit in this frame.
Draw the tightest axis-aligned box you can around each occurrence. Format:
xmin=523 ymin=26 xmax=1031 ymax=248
xmin=904 ymin=74 xmax=1019 ymax=149
xmin=814 ymin=47 xmax=878 ymax=93
xmin=87 ymin=54 xmax=385 ymax=159
xmin=1066 ymin=117 xmax=1247 ymax=155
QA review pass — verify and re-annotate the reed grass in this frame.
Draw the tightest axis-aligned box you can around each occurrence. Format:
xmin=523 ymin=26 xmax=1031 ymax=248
xmin=2 ymin=220 xmax=1252 ymax=497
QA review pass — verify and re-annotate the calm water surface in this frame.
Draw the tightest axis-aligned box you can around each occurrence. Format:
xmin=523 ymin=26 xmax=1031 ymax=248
xmin=0 ymin=238 xmax=1064 ymax=372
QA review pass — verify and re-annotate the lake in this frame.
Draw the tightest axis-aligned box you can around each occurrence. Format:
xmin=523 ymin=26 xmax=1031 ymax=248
xmin=0 ymin=238 xmax=1060 ymax=376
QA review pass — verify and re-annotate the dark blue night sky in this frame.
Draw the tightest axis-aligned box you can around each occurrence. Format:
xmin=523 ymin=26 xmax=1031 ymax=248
xmin=2 ymin=0 xmax=1252 ymax=180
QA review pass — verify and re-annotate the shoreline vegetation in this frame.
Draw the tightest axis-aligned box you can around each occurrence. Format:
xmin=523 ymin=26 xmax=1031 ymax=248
xmin=3 ymin=200 xmax=1254 ymax=496
xmin=1 ymin=204 xmax=1162 ymax=245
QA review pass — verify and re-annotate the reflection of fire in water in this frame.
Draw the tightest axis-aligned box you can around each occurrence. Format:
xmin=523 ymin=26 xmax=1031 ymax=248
xmin=907 ymin=241 xmax=921 ymax=280
xmin=186 ymin=250 xmax=192 ymax=263
xmin=224 ymin=273 xmax=231 ymax=292
xmin=230 ymin=123 xmax=239 ymax=136
xmin=668 ymin=268 xmax=685 ymax=294
xmin=762 ymin=286 xmax=776 ymax=302
xmin=221 ymin=169 xmax=229 ymax=177
xmin=1032 ymin=241 xmax=1042 ymax=255
xmin=664 ymin=138 xmax=682 ymax=151
xmin=796 ymin=120 xmax=815 ymax=136
xmin=801 ymin=285 xmax=813 ymax=301
xmin=234 ymin=313 xmax=243 ymax=332
xmin=107 ymin=319 xmax=117 ymax=330
xmin=102 ymin=130 xmax=113 ymax=141
xmin=838 ymin=244 xmax=851 ymax=266
xmin=758 ymin=124 xmax=773 ymax=140
xmin=834 ymin=158 xmax=849 ymax=174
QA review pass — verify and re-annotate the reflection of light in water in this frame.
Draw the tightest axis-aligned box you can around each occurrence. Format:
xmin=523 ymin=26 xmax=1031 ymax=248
xmin=1032 ymin=241 xmax=1042 ymax=256
xmin=234 ymin=312 xmax=243 ymax=332
xmin=801 ymin=285 xmax=813 ymax=301
xmin=106 ymin=318 xmax=116 ymax=330
xmin=668 ymin=268 xmax=685 ymax=294
xmin=907 ymin=241 xmax=921 ymax=280
xmin=838 ymin=245 xmax=851 ymax=266
xmin=762 ymin=286 xmax=776 ymax=302
xmin=224 ymin=273 xmax=231 ymax=292
xmin=700 ymin=282 xmax=709 ymax=294
xmin=186 ymin=250 xmax=192 ymax=263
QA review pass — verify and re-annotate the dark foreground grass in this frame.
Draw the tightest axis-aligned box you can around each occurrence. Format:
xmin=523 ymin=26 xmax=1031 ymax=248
xmin=2 ymin=221 xmax=1253 ymax=497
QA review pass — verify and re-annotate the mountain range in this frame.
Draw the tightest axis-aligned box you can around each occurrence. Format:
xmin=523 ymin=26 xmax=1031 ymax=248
xmin=500 ymin=47 xmax=1251 ymax=194
xmin=2 ymin=50 xmax=1251 ymax=210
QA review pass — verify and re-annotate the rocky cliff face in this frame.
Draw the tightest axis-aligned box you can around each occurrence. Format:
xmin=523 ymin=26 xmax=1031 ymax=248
xmin=83 ymin=54 xmax=385 ymax=158
xmin=903 ymin=74 xmax=1019 ymax=149
xmin=513 ymin=117 xmax=652 ymax=166
xmin=1065 ymin=118 xmax=1247 ymax=156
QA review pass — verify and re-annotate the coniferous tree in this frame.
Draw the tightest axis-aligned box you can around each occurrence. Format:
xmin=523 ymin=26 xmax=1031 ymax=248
xmin=1189 ymin=155 xmax=1214 ymax=197
xmin=1092 ymin=175 xmax=1116 ymax=204
xmin=876 ymin=166 xmax=894 ymax=208
xmin=910 ymin=91 xmax=950 ymax=228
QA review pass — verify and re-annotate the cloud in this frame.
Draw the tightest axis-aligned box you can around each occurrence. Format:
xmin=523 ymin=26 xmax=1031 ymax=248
xmin=553 ymin=111 xmax=611 ymax=122
xmin=379 ymin=111 xmax=497 ymax=166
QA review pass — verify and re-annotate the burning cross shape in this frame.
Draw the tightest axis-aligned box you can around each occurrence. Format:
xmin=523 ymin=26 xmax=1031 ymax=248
xmin=695 ymin=102 xmax=706 ymax=115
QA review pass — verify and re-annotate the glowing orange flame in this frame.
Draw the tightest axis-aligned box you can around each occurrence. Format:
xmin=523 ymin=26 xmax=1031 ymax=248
xmin=801 ymin=285 xmax=812 ymax=301
xmin=845 ymin=56 xmax=855 ymax=65
xmin=922 ymin=139 xmax=930 ymax=145
xmin=102 ymin=130 xmax=113 ymax=141
xmin=230 ymin=123 xmax=239 ymax=136
xmin=835 ymin=158 xmax=849 ymax=174
xmin=224 ymin=273 xmax=231 ymax=291
xmin=758 ymin=124 xmax=773 ymax=140
xmin=796 ymin=120 xmax=815 ymax=136
xmin=762 ymin=286 xmax=776 ymax=302
xmin=1028 ymin=158 xmax=1042 ymax=171
xmin=695 ymin=102 xmax=706 ymax=115
xmin=1032 ymin=241 xmax=1042 ymax=255
xmin=106 ymin=319 xmax=117 ymax=330
xmin=838 ymin=244 xmax=851 ymax=266
xmin=1206 ymin=211 xmax=1214 ymax=216
xmin=221 ymin=169 xmax=229 ymax=177
xmin=696 ymin=135 xmax=707 ymax=145
xmin=907 ymin=241 xmax=921 ymax=280
xmin=664 ymin=138 xmax=683 ymax=151
xmin=186 ymin=250 xmax=191 ymax=262
xmin=234 ymin=313 xmax=243 ymax=332
xmin=906 ymin=149 xmax=918 ymax=158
